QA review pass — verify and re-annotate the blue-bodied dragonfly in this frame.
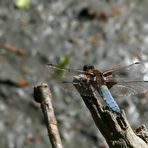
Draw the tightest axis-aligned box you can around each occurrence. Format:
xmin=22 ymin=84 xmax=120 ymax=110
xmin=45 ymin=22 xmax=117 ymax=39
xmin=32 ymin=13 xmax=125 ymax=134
xmin=47 ymin=61 xmax=148 ymax=113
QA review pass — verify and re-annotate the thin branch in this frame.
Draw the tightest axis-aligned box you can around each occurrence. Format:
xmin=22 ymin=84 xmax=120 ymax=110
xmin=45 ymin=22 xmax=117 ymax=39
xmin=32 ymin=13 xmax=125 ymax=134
xmin=33 ymin=83 xmax=64 ymax=148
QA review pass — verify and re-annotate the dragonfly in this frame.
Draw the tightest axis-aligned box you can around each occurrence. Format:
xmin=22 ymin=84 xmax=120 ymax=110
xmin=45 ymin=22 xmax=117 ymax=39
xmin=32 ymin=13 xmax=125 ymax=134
xmin=47 ymin=61 xmax=148 ymax=113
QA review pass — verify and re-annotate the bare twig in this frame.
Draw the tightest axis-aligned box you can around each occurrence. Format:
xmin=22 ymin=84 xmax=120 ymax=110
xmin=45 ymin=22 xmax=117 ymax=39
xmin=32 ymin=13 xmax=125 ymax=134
xmin=2 ymin=43 xmax=28 ymax=58
xmin=33 ymin=83 xmax=64 ymax=148
xmin=0 ymin=79 xmax=29 ymax=88
xmin=73 ymin=75 xmax=148 ymax=148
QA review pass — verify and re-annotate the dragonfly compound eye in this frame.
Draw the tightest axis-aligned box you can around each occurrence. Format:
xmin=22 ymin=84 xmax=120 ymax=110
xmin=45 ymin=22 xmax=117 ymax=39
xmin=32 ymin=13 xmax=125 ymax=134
xmin=83 ymin=64 xmax=95 ymax=72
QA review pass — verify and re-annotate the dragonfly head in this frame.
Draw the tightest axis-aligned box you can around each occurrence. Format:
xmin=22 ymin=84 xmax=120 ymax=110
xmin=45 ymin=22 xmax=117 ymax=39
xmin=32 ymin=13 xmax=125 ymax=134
xmin=83 ymin=64 xmax=95 ymax=73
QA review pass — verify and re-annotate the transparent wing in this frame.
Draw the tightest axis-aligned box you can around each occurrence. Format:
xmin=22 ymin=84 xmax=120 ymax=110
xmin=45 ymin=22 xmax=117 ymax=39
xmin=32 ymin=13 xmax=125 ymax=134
xmin=103 ymin=62 xmax=146 ymax=80
xmin=47 ymin=64 xmax=84 ymax=82
xmin=47 ymin=63 xmax=85 ymax=77
xmin=109 ymin=80 xmax=148 ymax=97
xmin=47 ymin=64 xmax=86 ymax=98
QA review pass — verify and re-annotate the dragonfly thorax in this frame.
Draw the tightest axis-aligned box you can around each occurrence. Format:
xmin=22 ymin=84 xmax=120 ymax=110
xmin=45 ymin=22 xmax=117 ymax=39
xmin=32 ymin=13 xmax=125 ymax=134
xmin=82 ymin=68 xmax=105 ymax=88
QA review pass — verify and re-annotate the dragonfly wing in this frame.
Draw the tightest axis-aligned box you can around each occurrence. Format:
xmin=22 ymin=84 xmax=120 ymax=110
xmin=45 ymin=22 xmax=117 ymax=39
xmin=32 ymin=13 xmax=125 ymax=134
xmin=103 ymin=62 xmax=146 ymax=79
xmin=109 ymin=80 xmax=148 ymax=97
xmin=47 ymin=63 xmax=85 ymax=80
xmin=47 ymin=64 xmax=90 ymax=98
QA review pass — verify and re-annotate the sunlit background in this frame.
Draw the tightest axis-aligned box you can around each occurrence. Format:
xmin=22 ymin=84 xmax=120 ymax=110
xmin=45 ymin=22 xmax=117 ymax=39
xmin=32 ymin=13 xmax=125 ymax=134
xmin=0 ymin=0 xmax=148 ymax=147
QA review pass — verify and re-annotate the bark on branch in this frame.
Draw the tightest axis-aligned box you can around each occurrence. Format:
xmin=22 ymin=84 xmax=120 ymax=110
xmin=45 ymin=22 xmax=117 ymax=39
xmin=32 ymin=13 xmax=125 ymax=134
xmin=73 ymin=75 xmax=148 ymax=148
xmin=33 ymin=83 xmax=64 ymax=148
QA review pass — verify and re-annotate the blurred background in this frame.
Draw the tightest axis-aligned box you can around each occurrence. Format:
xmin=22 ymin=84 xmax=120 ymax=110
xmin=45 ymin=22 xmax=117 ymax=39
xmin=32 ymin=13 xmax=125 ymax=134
xmin=0 ymin=0 xmax=148 ymax=147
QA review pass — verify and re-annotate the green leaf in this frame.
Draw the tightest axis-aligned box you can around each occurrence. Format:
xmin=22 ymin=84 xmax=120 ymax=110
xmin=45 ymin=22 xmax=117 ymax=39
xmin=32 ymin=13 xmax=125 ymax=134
xmin=15 ymin=0 xmax=31 ymax=9
xmin=54 ymin=54 xmax=70 ymax=79
xmin=0 ymin=49 xmax=6 ymax=56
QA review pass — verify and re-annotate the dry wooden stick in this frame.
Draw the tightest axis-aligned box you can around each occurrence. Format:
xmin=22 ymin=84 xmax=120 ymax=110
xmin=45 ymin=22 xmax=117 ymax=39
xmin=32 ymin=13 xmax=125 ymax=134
xmin=73 ymin=75 xmax=148 ymax=148
xmin=33 ymin=83 xmax=64 ymax=148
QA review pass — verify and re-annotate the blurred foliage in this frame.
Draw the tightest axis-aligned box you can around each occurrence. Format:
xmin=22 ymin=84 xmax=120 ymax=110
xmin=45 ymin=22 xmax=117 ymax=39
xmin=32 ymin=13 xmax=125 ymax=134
xmin=15 ymin=0 xmax=31 ymax=9
xmin=54 ymin=54 xmax=70 ymax=79
xmin=0 ymin=49 xmax=6 ymax=56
